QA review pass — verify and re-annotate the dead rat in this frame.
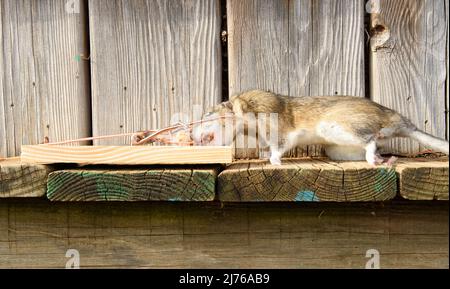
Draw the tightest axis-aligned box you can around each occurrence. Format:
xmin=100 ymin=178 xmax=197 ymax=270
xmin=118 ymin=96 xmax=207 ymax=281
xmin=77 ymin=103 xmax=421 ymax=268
xmin=192 ymin=90 xmax=449 ymax=166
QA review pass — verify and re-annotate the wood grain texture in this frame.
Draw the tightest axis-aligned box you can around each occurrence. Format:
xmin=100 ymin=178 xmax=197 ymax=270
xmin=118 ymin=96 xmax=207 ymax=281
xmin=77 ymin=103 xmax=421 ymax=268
xmin=217 ymin=159 xmax=397 ymax=202
xmin=47 ymin=167 xmax=218 ymax=201
xmin=88 ymin=0 xmax=222 ymax=145
xmin=0 ymin=0 xmax=91 ymax=157
xmin=227 ymin=0 xmax=365 ymax=158
xmin=370 ymin=0 xmax=449 ymax=154
xmin=395 ymin=157 xmax=449 ymax=200
xmin=0 ymin=158 xmax=52 ymax=198
xmin=0 ymin=200 xmax=447 ymax=268
xmin=21 ymin=145 xmax=233 ymax=165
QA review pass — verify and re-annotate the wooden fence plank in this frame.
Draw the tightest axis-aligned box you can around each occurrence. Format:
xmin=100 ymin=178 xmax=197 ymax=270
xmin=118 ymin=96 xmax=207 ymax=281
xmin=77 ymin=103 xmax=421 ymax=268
xmin=88 ymin=0 xmax=222 ymax=145
xmin=217 ymin=159 xmax=397 ymax=202
xmin=227 ymin=0 xmax=365 ymax=157
xmin=0 ymin=200 xmax=447 ymax=268
xmin=0 ymin=158 xmax=52 ymax=198
xmin=370 ymin=0 xmax=449 ymax=154
xmin=0 ymin=0 xmax=91 ymax=157
xmin=47 ymin=167 xmax=219 ymax=201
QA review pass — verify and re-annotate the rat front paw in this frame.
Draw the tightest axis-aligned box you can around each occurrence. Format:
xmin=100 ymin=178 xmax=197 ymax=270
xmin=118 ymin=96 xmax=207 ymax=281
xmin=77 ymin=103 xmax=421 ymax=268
xmin=270 ymin=156 xmax=282 ymax=166
xmin=366 ymin=154 xmax=384 ymax=166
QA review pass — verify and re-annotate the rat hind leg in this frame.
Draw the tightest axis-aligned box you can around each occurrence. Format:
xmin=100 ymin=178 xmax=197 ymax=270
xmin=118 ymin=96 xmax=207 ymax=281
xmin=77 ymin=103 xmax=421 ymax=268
xmin=364 ymin=140 xmax=398 ymax=166
xmin=317 ymin=121 xmax=397 ymax=166
xmin=317 ymin=121 xmax=370 ymax=160
xmin=365 ymin=141 xmax=384 ymax=165
xmin=317 ymin=122 xmax=381 ymax=164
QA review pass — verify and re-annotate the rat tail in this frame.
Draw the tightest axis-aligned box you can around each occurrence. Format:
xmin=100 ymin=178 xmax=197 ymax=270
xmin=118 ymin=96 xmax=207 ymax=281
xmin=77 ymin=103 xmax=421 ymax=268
xmin=406 ymin=129 xmax=449 ymax=155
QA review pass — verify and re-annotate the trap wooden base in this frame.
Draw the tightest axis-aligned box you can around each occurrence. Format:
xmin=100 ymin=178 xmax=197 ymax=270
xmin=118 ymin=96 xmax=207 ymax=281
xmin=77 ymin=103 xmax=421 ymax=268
xmin=395 ymin=158 xmax=449 ymax=200
xmin=21 ymin=145 xmax=233 ymax=165
xmin=47 ymin=167 xmax=219 ymax=201
xmin=0 ymin=200 xmax=447 ymax=268
xmin=0 ymin=158 xmax=53 ymax=198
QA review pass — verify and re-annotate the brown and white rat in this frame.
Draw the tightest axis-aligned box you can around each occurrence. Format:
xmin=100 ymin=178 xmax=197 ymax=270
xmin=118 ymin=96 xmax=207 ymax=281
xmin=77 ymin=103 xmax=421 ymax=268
xmin=192 ymin=90 xmax=449 ymax=165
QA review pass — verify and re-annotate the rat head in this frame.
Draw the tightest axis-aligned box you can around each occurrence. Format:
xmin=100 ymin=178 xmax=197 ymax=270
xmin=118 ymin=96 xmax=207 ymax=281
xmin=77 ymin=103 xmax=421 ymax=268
xmin=191 ymin=101 xmax=234 ymax=146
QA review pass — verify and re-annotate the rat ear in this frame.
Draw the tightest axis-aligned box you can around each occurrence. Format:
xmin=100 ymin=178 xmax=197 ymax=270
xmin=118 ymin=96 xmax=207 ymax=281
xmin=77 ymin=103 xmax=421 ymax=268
xmin=222 ymin=101 xmax=233 ymax=110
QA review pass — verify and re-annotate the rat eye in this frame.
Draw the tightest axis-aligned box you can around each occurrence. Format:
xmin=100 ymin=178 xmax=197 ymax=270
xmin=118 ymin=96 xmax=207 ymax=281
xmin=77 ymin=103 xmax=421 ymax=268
xmin=201 ymin=132 xmax=214 ymax=144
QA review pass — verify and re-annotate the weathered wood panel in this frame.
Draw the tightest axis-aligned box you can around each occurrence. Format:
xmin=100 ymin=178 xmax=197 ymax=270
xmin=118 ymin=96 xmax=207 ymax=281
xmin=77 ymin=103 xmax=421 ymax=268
xmin=217 ymin=159 xmax=397 ymax=202
xmin=227 ymin=0 xmax=365 ymax=157
xmin=88 ymin=0 xmax=222 ymax=145
xmin=47 ymin=167 xmax=219 ymax=201
xmin=0 ymin=158 xmax=52 ymax=198
xmin=0 ymin=0 xmax=91 ymax=157
xmin=370 ymin=0 xmax=449 ymax=154
xmin=0 ymin=200 xmax=447 ymax=268
xmin=395 ymin=157 xmax=449 ymax=200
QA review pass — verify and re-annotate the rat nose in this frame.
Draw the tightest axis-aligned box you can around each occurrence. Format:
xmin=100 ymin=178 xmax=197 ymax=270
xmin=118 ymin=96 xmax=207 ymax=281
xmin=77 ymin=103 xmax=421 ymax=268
xmin=201 ymin=132 xmax=214 ymax=144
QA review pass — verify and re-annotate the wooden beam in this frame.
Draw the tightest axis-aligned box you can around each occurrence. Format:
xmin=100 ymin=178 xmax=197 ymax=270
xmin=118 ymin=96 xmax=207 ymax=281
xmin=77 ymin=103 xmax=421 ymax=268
xmin=47 ymin=167 xmax=219 ymax=201
xmin=0 ymin=158 xmax=53 ymax=198
xmin=395 ymin=158 xmax=449 ymax=201
xmin=217 ymin=159 xmax=398 ymax=202
xmin=21 ymin=145 xmax=233 ymax=165
xmin=0 ymin=200 xmax=447 ymax=268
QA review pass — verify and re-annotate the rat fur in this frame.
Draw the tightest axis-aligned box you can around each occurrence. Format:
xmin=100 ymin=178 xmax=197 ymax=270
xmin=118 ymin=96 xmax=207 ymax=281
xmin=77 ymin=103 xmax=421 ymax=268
xmin=192 ymin=90 xmax=449 ymax=165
